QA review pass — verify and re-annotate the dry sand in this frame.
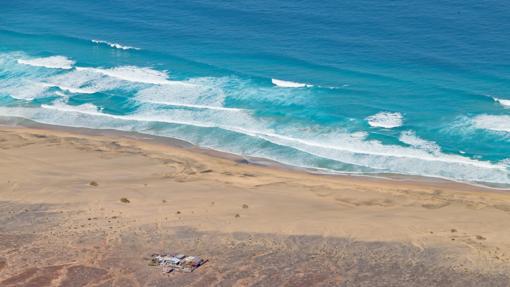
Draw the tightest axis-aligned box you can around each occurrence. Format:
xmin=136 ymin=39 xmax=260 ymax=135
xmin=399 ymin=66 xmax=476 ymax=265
xmin=1 ymin=123 xmax=510 ymax=286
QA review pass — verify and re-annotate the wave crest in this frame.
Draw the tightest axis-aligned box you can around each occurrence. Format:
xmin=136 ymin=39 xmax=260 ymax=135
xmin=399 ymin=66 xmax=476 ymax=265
xmin=91 ymin=39 xmax=140 ymax=50
xmin=493 ymin=97 xmax=510 ymax=108
xmin=399 ymin=131 xmax=440 ymax=154
xmin=366 ymin=112 xmax=403 ymax=128
xmin=135 ymin=77 xmax=243 ymax=111
xmin=473 ymin=115 xmax=510 ymax=133
xmin=75 ymin=66 xmax=171 ymax=85
xmin=42 ymin=100 xmax=101 ymax=113
xmin=272 ymin=78 xmax=312 ymax=88
xmin=17 ymin=56 xmax=75 ymax=69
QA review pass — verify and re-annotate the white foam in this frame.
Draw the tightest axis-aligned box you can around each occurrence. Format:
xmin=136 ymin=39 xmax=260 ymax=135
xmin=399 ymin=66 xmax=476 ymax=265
xmin=1 ymin=103 xmax=508 ymax=185
xmin=91 ymin=39 xmax=140 ymax=50
xmin=56 ymin=86 xmax=97 ymax=94
xmin=44 ymin=68 xmax=129 ymax=94
xmin=366 ymin=112 xmax=403 ymax=128
xmin=54 ymin=91 xmax=68 ymax=98
xmin=351 ymin=131 xmax=368 ymax=139
xmin=272 ymin=78 xmax=312 ymax=88
xmin=136 ymin=77 xmax=243 ymax=111
xmin=246 ymin=130 xmax=499 ymax=170
xmin=493 ymin=97 xmax=510 ymax=108
xmin=143 ymin=101 xmax=244 ymax=112
xmin=76 ymin=66 xmax=171 ymax=85
xmin=500 ymin=158 xmax=510 ymax=166
xmin=25 ymin=103 xmax=498 ymax=172
xmin=17 ymin=56 xmax=75 ymax=69
xmin=472 ymin=114 xmax=510 ymax=133
xmin=40 ymin=83 xmax=97 ymax=94
xmin=246 ymin=129 xmax=510 ymax=185
xmin=399 ymin=131 xmax=440 ymax=154
xmin=42 ymin=101 xmax=100 ymax=114
xmin=2 ymin=51 xmax=509 ymax=186
xmin=0 ymin=81 xmax=49 ymax=100
xmin=38 ymin=100 xmax=255 ymax=130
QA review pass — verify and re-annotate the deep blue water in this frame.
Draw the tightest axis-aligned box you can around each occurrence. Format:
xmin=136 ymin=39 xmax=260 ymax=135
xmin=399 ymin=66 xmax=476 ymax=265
xmin=0 ymin=0 xmax=509 ymax=186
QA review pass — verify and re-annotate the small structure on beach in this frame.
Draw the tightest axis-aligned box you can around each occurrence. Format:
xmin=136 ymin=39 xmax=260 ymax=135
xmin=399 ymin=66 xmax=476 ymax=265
xmin=150 ymin=253 xmax=207 ymax=273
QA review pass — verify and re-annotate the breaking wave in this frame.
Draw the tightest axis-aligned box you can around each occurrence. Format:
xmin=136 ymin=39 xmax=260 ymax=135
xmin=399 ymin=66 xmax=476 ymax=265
xmin=140 ymin=101 xmax=245 ymax=112
xmin=40 ymin=83 xmax=97 ymax=94
xmin=0 ymin=81 xmax=49 ymax=100
xmin=493 ymin=97 xmax=510 ymax=108
xmin=0 ymin=101 xmax=508 ymax=185
xmin=42 ymin=100 xmax=101 ymax=113
xmin=75 ymin=66 xmax=171 ymax=85
xmin=472 ymin=115 xmax=510 ymax=133
xmin=366 ymin=112 xmax=403 ymax=128
xmin=399 ymin=131 xmax=440 ymax=154
xmin=1 ymin=51 xmax=509 ymax=186
xmin=272 ymin=78 xmax=313 ymax=88
xmin=91 ymin=39 xmax=140 ymax=50
xmin=17 ymin=56 xmax=75 ymax=69
xmin=135 ymin=77 xmax=243 ymax=111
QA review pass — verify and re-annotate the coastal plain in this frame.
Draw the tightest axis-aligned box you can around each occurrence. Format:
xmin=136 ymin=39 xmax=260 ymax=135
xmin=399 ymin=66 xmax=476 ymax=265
xmin=1 ymin=125 xmax=510 ymax=286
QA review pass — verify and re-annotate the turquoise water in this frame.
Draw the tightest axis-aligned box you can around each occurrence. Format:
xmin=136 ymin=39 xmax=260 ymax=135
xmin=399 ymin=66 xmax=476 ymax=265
xmin=0 ymin=0 xmax=509 ymax=186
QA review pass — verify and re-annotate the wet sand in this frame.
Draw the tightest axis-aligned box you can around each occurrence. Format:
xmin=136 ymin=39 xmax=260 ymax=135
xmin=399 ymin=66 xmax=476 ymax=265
xmin=1 ymin=124 xmax=510 ymax=286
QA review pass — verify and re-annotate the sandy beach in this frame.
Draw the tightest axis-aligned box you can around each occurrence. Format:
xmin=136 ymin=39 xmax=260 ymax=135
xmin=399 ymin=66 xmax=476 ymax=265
xmin=1 ymin=122 xmax=510 ymax=286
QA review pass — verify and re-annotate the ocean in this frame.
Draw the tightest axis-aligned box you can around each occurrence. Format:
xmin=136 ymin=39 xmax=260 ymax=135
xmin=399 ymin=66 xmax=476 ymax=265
xmin=0 ymin=0 xmax=509 ymax=187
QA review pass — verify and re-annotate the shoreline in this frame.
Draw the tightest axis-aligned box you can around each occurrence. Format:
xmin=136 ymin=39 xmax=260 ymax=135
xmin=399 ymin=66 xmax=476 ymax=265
xmin=1 ymin=119 xmax=510 ymax=285
xmin=1 ymin=115 xmax=506 ymax=193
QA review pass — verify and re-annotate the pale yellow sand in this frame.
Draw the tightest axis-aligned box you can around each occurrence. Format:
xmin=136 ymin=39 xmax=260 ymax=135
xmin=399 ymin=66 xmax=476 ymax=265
xmin=1 ymin=125 xmax=509 ymax=285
